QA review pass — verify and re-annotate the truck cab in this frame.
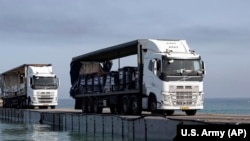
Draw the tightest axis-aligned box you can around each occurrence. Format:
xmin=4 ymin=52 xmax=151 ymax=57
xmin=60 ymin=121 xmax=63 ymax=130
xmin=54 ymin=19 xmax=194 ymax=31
xmin=142 ymin=39 xmax=205 ymax=115
xmin=27 ymin=65 xmax=59 ymax=109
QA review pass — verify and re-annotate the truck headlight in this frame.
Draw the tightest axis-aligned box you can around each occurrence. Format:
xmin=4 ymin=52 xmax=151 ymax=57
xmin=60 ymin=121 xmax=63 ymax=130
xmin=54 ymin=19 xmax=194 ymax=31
xmin=169 ymin=85 xmax=175 ymax=92
xmin=163 ymin=95 xmax=170 ymax=101
xmin=32 ymin=97 xmax=37 ymax=103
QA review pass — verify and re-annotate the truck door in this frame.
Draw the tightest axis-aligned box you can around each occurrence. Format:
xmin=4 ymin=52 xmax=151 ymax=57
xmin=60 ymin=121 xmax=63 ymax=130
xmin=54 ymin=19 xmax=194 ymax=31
xmin=143 ymin=58 xmax=153 ymax=92
xmin=143 ymin=58 xmax=161 ymax=94
xmin=152 ymin=59 xmax=162 ymax=95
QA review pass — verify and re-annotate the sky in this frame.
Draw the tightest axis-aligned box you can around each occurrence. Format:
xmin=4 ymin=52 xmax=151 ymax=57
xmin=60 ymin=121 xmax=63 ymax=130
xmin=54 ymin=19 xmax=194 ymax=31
xmin=0 ymin=0 xmax=250 ymax=99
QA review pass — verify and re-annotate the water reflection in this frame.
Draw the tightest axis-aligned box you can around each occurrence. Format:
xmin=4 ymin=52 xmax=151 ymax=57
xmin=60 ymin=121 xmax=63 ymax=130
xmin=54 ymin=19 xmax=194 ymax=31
xmin=31 ymin=124 xmax=70 ymax=141
xmin=0 ymin=119 xmax=132 ymax=141
xmin=0 ymin=120 xmax=70 ymax=141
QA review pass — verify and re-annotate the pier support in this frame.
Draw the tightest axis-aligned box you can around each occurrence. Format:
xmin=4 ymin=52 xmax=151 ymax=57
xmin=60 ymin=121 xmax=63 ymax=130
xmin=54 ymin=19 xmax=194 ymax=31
xmin=0 ymin=108 xmax=206 ymax=141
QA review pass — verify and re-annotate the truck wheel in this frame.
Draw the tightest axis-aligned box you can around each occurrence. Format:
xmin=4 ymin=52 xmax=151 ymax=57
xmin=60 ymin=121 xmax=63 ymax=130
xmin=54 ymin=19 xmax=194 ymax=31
xmin=93 ymin=100 xmax=102 ymax=114
xmin=21 ymin=98 xmax=26 ymax=109
xmin=110 ymin=105 xmax=118 ymax=114
xmin=110 ymin=104 xmax=121 ymax=114
xmin=164 ymin=110 xmax=175 ymax=116
xmin=27 ymin=97 xmax=32 ymax=109
xmin=18 ymin=98 xmax=22 ymax=108
xmin=121 ymin=96 xmax=130 ymax=115
xmin=130 ymin=96 xmax=142 ymax=115
xmin=87 ymin=98 xmax=94 ymax=113
xmin=81 ymin=99 xmax=88 ymax=113
xmin=185 ymin=110 xmax=197 ymax=116
xmin=23 ymin=97 xmax=28 ymax=109
xmin=149 ymin=96 xmax=157 ymax=114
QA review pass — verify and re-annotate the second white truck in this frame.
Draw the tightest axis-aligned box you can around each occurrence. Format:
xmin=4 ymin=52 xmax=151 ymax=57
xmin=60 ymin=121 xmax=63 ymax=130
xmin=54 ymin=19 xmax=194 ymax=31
xmin=70 ymin=39 xmax=206 ymax=115
xmin=0 ymin=64 xmax=59 ymax=109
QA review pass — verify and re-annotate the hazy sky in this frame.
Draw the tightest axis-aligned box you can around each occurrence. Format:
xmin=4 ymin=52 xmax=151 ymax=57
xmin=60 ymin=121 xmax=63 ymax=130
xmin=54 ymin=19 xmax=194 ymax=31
xmin=0 ymin=0 xmax=250 ymax=99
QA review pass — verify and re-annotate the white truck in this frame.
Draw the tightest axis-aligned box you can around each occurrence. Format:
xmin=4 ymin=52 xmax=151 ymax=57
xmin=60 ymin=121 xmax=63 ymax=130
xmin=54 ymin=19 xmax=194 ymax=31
xmin=70 ymin=39 xmax=206 ymax=115
xmin=0 ymin=64 xmax=59 ymax=109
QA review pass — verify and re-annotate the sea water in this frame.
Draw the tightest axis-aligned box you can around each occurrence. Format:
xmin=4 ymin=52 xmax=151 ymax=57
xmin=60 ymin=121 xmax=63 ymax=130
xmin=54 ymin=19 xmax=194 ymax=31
xmin=201 ymin=98 xmax=250 ymax=115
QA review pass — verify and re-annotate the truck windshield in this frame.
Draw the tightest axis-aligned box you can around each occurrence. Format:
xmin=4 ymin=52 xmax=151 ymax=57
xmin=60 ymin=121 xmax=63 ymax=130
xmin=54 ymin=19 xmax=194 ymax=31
xmin=162 ymin=57 xmax=202 ymax=76
xmin=31 ymin=76 xmax=59 ymax=89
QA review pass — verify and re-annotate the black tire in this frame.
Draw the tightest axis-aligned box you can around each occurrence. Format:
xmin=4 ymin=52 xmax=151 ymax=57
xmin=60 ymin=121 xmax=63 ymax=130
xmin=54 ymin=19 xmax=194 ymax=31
xmin=130 ymin=96 xmax=142 ymax=115
xmin=185 ymin=110 xmax=197 ymax=116
xmin=19 ymin=98 xmax=23 ymax=109
xmin=81 ymin=99 xmax=88 ymax=113
xmin=27 ymin=97 xmax=33 ymax=109
xmin=149 ymin=96 xmax=157 ymax=114
xmin=87 ymin=98 xmax=94 ymax=113
xmin=22 ymin=98 xmax=26 ymax=109
xmin=164 ymin=110 xmax=175 ymax=116
xmin=110 ymin=105 xmax=120 ymax=114
xmin=93 ymin=99 xmax=102 ymax=114
xmin=121 ymin=96 xmax=130 ymax=115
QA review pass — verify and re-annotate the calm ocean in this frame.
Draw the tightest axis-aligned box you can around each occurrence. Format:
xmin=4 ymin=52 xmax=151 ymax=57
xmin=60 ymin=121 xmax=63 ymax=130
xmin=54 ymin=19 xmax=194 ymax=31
xmin=1 ymin=98 xmax=250 ymax=141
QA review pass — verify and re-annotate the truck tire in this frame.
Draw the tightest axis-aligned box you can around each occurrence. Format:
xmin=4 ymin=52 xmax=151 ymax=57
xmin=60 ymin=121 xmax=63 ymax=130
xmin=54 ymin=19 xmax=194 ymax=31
xmin=18 ymin=98 xmax=23 ymax=108
xmin=130 ymin=96 xmax=142 ymax=115
xmin=27 ymin=97 xmax=32 ymax=109
xmin=164 ymin=110 xmax=175 ymax=116
xmin=21 ymin=97 xmax=27 ymax=109
xmin=20 ymin=100 xmax=23 ymax=108
xmin=110 ymin=105 xmax=119 ymax=114
xmin=149 ymin=96 xmax=157 ymax=114
xmin=93 ymin=99 xmax=102 ymax=114
xmin=185 ymin=110 xmax=197 ymax=116
xmin=121 ymin=96 xmax=130 ymax=115
xmin=81 ymin=99 xmax=88 ymax=113
xmin=87 ymin=98 xmax=94 ymax=113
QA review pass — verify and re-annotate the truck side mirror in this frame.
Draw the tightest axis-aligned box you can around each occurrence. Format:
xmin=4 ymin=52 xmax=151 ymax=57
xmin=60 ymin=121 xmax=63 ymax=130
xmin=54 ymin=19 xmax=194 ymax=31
xmin=153 ymin=59 xmax=161 ymax=76
xmin=30 ymin=77 xmax=35 ymax=89
xmin=30 ymin=77 xmax=33 ymax=85
xmin=57 ymin=78 xmax=60 ymax=87
xmin=201 ymin=61 xmax=206 ymax=75
xmin=153 ymin=60 xmax=158 ymax=75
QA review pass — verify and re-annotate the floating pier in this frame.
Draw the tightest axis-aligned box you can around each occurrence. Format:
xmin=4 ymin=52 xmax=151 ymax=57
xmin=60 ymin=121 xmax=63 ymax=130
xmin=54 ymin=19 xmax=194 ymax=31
xmin=1 ymin=108 xmax=250 ymax=141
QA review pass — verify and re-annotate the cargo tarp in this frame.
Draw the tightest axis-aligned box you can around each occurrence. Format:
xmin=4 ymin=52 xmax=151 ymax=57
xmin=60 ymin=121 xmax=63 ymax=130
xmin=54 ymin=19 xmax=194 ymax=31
xmin=70 ymin=40 xmax=139 ymax=85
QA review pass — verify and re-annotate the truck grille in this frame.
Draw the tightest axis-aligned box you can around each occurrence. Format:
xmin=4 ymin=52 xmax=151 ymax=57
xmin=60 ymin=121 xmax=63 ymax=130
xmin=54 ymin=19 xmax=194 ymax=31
xmin=36 ymin=91 xmax=55 ymax=103
xmin=38 ymin=98 xmax=53 ymax=103
xmin=176 ymin=92 xmax=193 ymax=99
xmin=170 ymin=85 xmax=199 ymax=106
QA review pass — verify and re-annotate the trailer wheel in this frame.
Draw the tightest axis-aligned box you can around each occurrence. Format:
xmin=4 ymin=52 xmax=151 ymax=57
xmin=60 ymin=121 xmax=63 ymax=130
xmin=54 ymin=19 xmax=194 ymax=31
xmin=121 ymin=96 xmax=130 ymax=115
xmin=81 ymin=99 xmax=88 ymax=113
xmin=21 ymin=97 xmax=26 ymax=109
xmin=93 ymin=99 xmax=102 ymax=114
xmin=27 ymin=97 xmax=33 ymax=109
xmin=18 ymin=98 xmax=23 ymax=108
xmin=87 ymin=98 xmax=94 ymax=113
xmin=130 ymin=96 xmax=142 ymax=115
xmin=110 ymin=104 xmax=120 ymax=114
xmin=185 ymin=110 xmax=197 ymax=116
xmin=20 ymin=98 xmax=25 ymax=109
xmin=2 ymin=99 xmax=6 ymax=108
